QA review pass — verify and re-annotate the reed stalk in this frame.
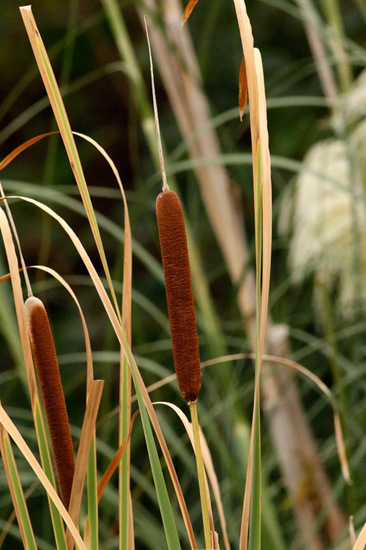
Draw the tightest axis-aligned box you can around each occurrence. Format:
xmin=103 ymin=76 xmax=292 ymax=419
xmin=190 ymin=401 xmax=212 ymax=550
xmin=156 ymin=187 xmax=213 ymax=546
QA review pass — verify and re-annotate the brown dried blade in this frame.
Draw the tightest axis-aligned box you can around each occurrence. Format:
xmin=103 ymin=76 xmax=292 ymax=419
xmin=182 ymin=0 xmax=200 ymax=27
xmin=239 ymin=55 xmax=248 ymax=121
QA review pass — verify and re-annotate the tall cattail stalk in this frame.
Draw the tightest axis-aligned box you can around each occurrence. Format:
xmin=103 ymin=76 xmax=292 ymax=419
xmin=148 ymin=19 xmax=211 ymax=543
xmin=156 ymin=188 xmax=211 ymax=549
xmin=25 ymin=296 xmax=75 ymax=509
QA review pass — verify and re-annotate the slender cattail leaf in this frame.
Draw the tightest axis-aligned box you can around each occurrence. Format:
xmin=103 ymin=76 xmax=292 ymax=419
xmin=0 ymin=426 xmax=37 ymax=550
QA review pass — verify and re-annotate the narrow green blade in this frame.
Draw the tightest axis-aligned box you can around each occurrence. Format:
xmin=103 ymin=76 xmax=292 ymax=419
xmin=2 ymin=432 xmax=38 ymax=550
xmin=34 ymin=401 xmax=67 ymax=549
xmin=87 ymin=435 xmax=99 ymax=550
xmin=135 ymin=385 xmax=182 ymax=550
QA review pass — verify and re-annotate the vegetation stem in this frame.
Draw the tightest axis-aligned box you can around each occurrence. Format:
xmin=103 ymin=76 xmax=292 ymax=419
xmin=190 ymin=401 xmax=211 ymax=550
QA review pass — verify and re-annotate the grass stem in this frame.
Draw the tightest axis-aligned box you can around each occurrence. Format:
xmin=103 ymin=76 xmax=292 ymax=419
xmin=190 ymin=401 xmax=211 ymax=550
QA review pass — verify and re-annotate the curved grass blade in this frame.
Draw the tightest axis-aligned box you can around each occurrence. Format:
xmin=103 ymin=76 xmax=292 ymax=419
xmin=204 ymin=351 xmax=350 ymax=486
xmin=0 ymin=132 xmax=58 ymax=173
xmin=28 ymin=264 xmax=94 ymax=389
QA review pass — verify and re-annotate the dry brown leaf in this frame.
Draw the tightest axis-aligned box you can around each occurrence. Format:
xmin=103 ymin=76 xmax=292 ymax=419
xmin=182 ymin=0 xmax=200 ymax=27
xmin=97 ymin=410 xmax=139 ymax=503
xmin=0 ymin=132 xmax=58 ymax=172
xmin=239 ymin=55 xmax=248 ymax=121
xmin=66 ymin=380 xmax=104 ymax=550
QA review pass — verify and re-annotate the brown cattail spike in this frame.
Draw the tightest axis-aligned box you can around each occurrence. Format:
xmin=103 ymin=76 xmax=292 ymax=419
xmin=25 ymin=296 xmax=75 ymax=509
xmin=156 ymin=190 xmax=201 ymax=403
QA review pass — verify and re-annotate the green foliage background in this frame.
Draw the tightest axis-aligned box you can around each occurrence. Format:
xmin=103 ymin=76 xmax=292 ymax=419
xmin=0 ymin=1 xmax=366 ymax=549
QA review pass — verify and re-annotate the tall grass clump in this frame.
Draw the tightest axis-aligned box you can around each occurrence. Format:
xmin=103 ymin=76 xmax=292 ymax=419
xmin=0 ymin=1 xmax=366 ymax=549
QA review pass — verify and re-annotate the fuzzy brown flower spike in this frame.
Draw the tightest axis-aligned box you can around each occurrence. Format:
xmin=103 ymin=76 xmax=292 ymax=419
xmin=156 ymin=190 xmax=202 ymax=403
xmin=25 ymin=296 xmax=75 ymax=509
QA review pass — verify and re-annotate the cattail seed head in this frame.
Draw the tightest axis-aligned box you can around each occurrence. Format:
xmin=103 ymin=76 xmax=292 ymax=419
xmin=25 ymin=296 xmax=75 ymax=509
xmin=156 ymin=190 xmax=201 ymax=403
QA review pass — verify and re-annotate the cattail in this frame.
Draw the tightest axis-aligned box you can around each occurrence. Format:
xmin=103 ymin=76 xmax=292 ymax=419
xmin=156 ymin=190 xmax=201 ymax=403
xmin=25 ymin=296 xmax=75 ymax=509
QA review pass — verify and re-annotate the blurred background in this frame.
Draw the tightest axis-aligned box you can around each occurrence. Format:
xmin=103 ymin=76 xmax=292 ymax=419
xmin=1 ymin=1 xmax=366 ymax=549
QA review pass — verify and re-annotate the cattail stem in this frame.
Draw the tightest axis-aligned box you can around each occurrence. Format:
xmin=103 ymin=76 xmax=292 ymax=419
xmin=157 ymin=189 xmax=209 ymax=544
xmin=190 ymin=401 xmax=211 ymax=550
xmin=25 ymin=296 xmax=75 ymax=509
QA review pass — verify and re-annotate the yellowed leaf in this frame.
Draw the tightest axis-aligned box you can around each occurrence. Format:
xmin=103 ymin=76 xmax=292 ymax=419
xmin=66 ymin=380 xmax=104 ymax=550
xmin=239 ymin=55 xmax=248 ymax=121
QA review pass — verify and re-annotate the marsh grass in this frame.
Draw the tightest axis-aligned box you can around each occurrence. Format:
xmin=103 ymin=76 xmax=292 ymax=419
xmin=0 ymin=0 xmax=366 ymax=549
